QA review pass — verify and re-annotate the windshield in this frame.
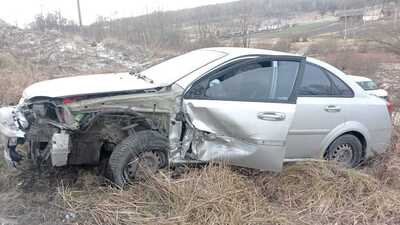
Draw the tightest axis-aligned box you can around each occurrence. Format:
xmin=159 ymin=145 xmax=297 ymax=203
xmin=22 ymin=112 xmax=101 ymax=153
xmin=357 ymin=81 xmax=378 ymax=91
xmin=142 ymin=50 xmax=227 ymax=85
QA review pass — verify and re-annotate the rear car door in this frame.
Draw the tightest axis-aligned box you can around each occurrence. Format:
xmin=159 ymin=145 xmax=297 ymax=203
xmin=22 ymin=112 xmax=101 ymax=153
xmin=183 ymin=56 xmax=303 ymax=171
xmin=285 ymin=62 xmax=354 ymax=159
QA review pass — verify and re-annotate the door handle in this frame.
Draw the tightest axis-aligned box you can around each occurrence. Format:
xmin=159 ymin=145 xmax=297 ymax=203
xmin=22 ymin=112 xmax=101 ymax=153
xmin=324 ymin=105 xmax=341 ymax=113
xmin=257 ymin=112 xmax=286 ymax=121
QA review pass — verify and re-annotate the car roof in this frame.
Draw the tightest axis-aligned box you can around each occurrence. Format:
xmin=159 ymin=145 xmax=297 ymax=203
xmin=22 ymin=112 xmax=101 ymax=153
xmin=347 ymin=75 xmax=373 ymax=82
xmin=203 ymin=47 xmax=300 ymax=58
xmin=174 ymin=48 xmax=367 ymax=97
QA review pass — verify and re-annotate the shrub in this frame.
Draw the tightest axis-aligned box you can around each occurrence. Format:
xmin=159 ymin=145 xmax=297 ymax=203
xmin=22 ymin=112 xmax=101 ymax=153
xmin=272 ymin=38 xmax=292 ymax=52
xmin=307 ymin=38 xmax=338 ymax=56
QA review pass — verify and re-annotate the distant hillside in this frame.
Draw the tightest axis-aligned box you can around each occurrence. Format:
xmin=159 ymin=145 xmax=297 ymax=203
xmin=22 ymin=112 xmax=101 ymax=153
xmin=95 ymin=0 xmax=384 ymax=26
xmin=84 ymin=0 xmax=388 ymax=50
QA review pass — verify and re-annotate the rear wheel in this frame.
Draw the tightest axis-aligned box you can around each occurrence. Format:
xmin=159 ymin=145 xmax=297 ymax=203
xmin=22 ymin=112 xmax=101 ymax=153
xmin=326 ymin=134 xmax=363 ymax=168
xmin=108 ymin=130 xmax=168 ymax=186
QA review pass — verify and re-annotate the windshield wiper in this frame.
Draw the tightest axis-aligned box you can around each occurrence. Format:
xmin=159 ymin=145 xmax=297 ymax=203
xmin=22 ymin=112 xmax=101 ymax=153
xmin=129 ymin=70 xmax=154 ymax=84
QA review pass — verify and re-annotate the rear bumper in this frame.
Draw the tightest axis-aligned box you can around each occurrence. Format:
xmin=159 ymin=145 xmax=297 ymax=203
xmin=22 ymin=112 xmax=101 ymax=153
xmin=0 ymin=107 xmax=25 ymax=167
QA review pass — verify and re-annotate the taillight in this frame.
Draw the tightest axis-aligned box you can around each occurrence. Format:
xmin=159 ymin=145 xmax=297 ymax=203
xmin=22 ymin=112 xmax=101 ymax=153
xmin=386 ymin=97 xmax=394 ymax=116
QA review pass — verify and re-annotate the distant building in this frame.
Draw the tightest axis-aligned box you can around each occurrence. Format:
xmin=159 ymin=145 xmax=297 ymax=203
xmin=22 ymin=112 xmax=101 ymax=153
xmin=258 ymin=19 xmax=285 ymax=32
xmin=335 ymin=9 xmax=364 ymax=22
xmin=363 ymin=8 xmax=384 ymax=23
xmin=335 ymin=7 xmax=386 ymax=23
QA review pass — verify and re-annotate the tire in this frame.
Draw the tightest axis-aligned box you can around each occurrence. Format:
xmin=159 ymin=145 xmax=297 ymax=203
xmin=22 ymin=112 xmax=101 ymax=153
xmin=325 ymin=134 xmax=363 ymax=168
xmin=108 ymin=130 xmax=168 ymax=186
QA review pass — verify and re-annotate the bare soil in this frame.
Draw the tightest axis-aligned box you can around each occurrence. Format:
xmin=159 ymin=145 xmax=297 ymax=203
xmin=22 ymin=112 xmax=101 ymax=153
xmin=0 ymin=160 xmax=94 ymax=225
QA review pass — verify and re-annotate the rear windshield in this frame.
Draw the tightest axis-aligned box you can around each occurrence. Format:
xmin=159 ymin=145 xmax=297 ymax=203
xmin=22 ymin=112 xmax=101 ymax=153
xmin=357 ymin=81 xmax=378 ymax=91
xmin=142 ymin=50 xmax=227 ymax=85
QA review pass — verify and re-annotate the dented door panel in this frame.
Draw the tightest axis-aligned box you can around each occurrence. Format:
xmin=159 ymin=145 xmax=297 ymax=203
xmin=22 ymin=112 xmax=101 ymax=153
xmin=183 ymin=99 xmax=296 ymax=171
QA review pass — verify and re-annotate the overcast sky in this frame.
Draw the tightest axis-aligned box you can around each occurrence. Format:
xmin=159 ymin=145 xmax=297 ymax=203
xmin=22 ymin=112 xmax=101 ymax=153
xmin=0 ymin=0 xmax=236 ymax=27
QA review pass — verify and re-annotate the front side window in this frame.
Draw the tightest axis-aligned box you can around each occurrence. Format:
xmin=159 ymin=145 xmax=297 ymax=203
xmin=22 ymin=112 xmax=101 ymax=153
xmin=205 ymin=61 xmax=274 ymax=102
xmin=186 ymin=59 xmax=299 ymax=102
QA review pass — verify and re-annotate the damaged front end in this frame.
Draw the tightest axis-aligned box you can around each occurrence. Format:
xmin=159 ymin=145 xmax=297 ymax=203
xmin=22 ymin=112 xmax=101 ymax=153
xmin=0 ymin=97 xmax=82 ymax=167
xmin=0 ymin=83 xmax=187 ymax=170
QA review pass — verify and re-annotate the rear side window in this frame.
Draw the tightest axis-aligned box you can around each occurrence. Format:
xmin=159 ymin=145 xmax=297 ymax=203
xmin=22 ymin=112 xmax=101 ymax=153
xmin=298 ymin=63 xmax=333 ymax=96
xmin=298 ymin=63 xmax=353 ymax=97
xmin=327 ymin=73 xmax=354 ymax=97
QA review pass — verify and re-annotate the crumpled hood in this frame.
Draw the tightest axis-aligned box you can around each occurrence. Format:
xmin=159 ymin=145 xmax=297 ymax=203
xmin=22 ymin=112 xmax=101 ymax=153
xmin=22 ymin=72 xmax=162 ymax=100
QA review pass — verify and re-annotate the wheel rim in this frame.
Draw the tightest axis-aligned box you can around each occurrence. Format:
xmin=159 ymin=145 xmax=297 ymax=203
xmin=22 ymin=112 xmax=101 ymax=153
xmin=331 ymin=143 xmax=354 ymax=165
xmin=123 ymin=151 xmax=164 ymax=182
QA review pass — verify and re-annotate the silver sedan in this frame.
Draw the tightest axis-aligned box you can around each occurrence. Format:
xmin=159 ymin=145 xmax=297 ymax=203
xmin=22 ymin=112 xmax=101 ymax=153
xmin=0 ymin=48 xmax=393 ymax=185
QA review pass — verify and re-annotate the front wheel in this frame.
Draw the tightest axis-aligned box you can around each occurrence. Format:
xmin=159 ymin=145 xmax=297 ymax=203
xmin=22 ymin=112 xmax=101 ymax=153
xmin=108 ymin=130 xmax=168 ymax=186
xmin=325 ymin=134 xmax=363 ymax=168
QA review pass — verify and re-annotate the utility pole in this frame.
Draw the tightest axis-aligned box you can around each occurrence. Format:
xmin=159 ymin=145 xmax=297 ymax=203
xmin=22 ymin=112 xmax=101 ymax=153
xmin=343 ymin=0 xmax=348 ymax=40
xmin=395 ymin=2 xmax=399 ymax=28
xmin=77 ymin=0 xmax=83 ymax=27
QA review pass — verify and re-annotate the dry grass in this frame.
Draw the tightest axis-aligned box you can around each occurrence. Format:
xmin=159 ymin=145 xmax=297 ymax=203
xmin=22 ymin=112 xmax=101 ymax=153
xmin=364 ymin=130 xmax=400 ymax=190
xmin=0 ymin=72 xmax=47 ymax=105
xmin=256 ymin=162 xmax=400 ymax=224
xmin=58 ymin=165 xmax=293 ymax=225
xmin=57 ymin=129 xmax=400 ymax=225
xmin=0 ymin=157 xmax=5 ymax=169
xmin=0 ymin=156 xmax=10 ymax=192
xmin=59 ymin=151 xmax=400 ymax=225
xmin=0 ymin=53 xmax=50 ymax=105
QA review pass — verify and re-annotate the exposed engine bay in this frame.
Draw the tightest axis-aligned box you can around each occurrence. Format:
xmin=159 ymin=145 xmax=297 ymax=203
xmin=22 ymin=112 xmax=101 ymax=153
xmin=4 ymin=85 xmax=187 ymax=168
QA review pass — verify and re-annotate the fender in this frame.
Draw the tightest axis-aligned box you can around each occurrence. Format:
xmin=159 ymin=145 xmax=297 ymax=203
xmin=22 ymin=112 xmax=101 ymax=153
xmin=320 ymin=121 xmax=370 ymax=158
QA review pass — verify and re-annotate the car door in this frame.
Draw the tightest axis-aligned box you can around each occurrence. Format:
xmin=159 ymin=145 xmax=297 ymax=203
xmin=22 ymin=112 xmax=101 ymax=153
xmin=285 ymin=62 xmax=354 ymax=159
xmin=182 ymin=56 xmax=303 ymax=171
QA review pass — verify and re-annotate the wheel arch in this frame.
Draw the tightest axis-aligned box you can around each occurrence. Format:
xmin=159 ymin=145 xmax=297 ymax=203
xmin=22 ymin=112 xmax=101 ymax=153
xmin=320 ymin=121 xmax=370 ymax=159
xmin=69 ymin=108 xmax=158 ymax=165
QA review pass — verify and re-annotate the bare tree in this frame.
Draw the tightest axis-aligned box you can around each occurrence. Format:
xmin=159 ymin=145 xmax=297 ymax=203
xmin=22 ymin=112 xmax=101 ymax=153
xmin=30 ymin=11 xmax=77 ymax=32
xmin=238 ymin=2 xmax=252 ymax=48
xmin=239 ymin=15 xmax=251 ymax=48
xmin=195 ymin=17 xmax=220 ymax=48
